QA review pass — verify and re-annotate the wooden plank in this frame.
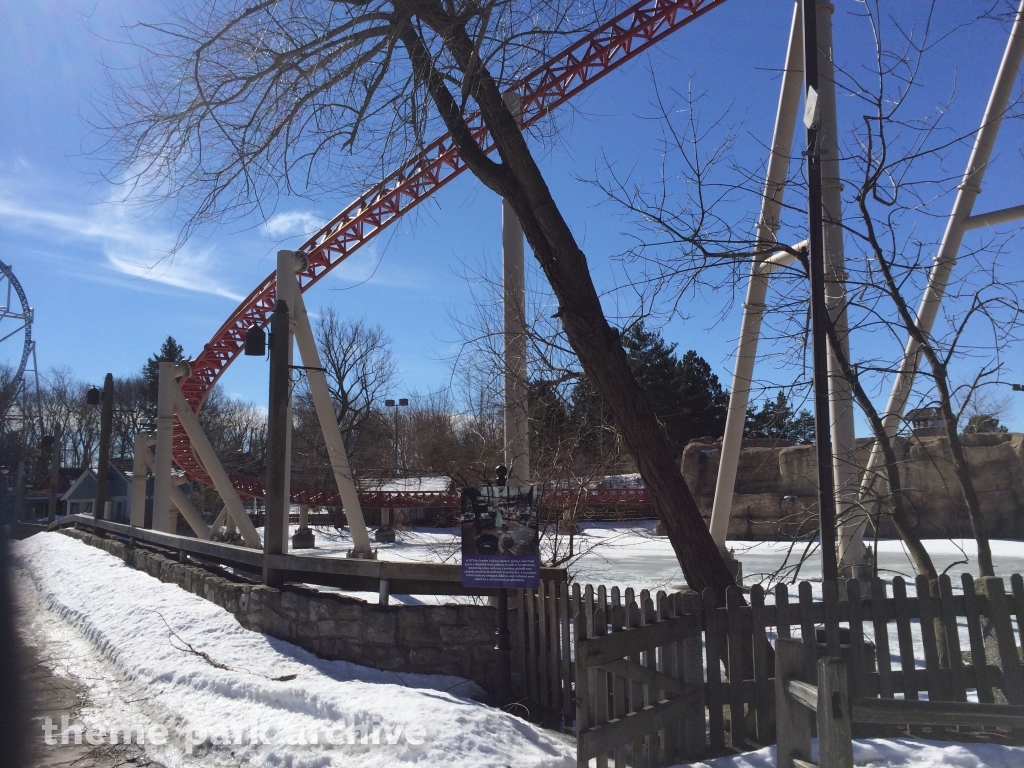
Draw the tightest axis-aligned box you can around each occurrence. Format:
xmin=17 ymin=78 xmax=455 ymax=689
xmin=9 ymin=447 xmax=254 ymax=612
xmin=585 ymin=585 xmax=596 ymax=719
xmin=962 ymin=573 xmax=994 ymax=703
xmin=594 ymin=607 xmax=610 ymax=768
xmin=515 ymin=589 xmax=527 ymax=699
xmin=577 ymin=685 xmax=702 ymax=759
xmin=870 ymin=578 xmax=894 ymax=700
xmin=642 ymin=594 xmax=660 ymax=765
xmin=786 ymin=679 xmax=819 ymax=712
xmin=751 ymin=584 xmax=772 ymax=745
xmin=560 ymin=581 xmax=574 ymax=719
xmin=822 ymin=579 xmax=841 ymax=658
xmin=610 ymin=587 xmax=626 ymax=768
xmin=775 ymin=638 xmax=813 ymax=768
xmin=575 ymin=613 xmax=591 ymax=768
xmin=538 ymin=581 xmax=550 ymax=710
xmin=852 ymin=698 xmax=1024 ymax=729
xmin=550 ymin=581 xmax=563 ymax=713
xmin=915 ymin=574 xmax=947 ymax=702
xmin=938 ymin=574 xmax=967 ymax=703
xmin=661 ymin=593 xmax=680 ymax=766
xmin=580 ymin=613 xmax=702 ymax=667
xmin=704 ymin=589 xmax=725 ymax=753
xmin=776 ymin=583 xmax=791 ymax=640
xmin=727 ymin=584 xmax=747 ymax=747
xmin=975 ymin=577 xmax=1024 ymax=705
xmin=891 ymin=577 xmax=919 ymax=701
xmin=799 ymin=581 xmax=815 ymax=659
xmin=599 ymin=657 xmax=684 ymax=696
xmin=1012 ymin=574 xmax=1024 ymax=653
xmin=816 ymin=657 xmax=853 ymax=768
xmin=626 ymin=598 xmax=644 ymax=767
xmin=845 ymin=578 xmax=866 ymax=702
xmin=527 ymin=586 xmax=539 ymax=706
xmin=680 ymin=590 xmax=706 ymax=761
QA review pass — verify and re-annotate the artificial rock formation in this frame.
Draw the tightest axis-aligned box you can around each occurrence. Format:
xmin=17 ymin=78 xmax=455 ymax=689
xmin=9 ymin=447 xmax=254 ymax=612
xmin=681 ymin=433 xmax=1024 ymax=540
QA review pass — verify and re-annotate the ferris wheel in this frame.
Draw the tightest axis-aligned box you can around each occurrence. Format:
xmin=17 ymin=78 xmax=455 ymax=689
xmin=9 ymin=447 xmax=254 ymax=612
xmin=0 ymin=259 xmax=35 ymax=402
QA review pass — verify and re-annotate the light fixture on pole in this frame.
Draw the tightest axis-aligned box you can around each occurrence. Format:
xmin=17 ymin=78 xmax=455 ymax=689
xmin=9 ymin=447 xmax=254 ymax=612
xmin=87 ymin=373 xmax=115 ymax=527
xmin=378 ymin=397 xmax=408 ymax=544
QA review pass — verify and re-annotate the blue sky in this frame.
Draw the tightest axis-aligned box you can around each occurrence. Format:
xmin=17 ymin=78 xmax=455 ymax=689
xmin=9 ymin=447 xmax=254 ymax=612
xmin=2 ymin=0 xmax=1022 ymax=429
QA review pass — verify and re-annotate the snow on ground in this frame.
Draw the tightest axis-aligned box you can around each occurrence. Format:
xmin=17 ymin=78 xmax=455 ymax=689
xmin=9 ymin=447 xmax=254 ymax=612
xmin=674 ymin=737 xmax=1024 ymax=768
xmin=14 ymin=532 xmax=575 ymax=768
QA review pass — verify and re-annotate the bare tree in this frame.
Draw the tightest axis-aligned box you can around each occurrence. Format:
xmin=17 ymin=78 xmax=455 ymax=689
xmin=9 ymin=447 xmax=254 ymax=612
xmin=590 ymin=2 xmax=1024 ymax=580
xmin=101 ymin=0 xmax=736 ymax=594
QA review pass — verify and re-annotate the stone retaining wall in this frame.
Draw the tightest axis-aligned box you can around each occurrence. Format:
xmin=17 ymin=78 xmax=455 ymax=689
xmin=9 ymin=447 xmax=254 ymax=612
xmin=58 ymin=528 xmax=502 ymax=695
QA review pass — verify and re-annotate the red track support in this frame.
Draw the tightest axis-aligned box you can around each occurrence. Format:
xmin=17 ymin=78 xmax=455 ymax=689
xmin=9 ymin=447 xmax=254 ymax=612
xmin=172 ymin=0 xmax=726 ymax=507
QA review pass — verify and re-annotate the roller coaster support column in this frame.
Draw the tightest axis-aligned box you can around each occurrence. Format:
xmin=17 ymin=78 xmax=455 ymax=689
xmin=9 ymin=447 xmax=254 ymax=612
xmin=264 ymin=298 xmax=291 ymax=587
xmin=710 ymin=2 xmax=803 ymax=553
xmin=140 ymin=434 xmax=212 ymax=540
xmin=280 ymin=250 xmax=375 ymax=558
xmin=502 ymin=92 xmax=529 ymax=485
xmin=815 ymin=0 xmax=862 ymax=577
xmin=172 ymin=386 xmax=262 ymax=547
xmin=131 ymin=432 xmax=149 ymax=527
xmin=153 ymin=361 xmax=183 ymax=534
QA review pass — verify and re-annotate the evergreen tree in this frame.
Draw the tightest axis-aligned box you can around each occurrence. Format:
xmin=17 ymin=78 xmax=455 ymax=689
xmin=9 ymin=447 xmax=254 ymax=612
xmin=143 ymin=336 xmax=185 ymax=416
xmin=571 ymin=322 xmax=728 ymax=461
xmin=744 ymin=391 xmax=815 ymax=444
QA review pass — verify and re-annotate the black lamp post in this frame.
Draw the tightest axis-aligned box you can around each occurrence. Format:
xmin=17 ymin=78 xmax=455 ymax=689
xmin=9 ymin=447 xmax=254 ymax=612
xmin=88 ymin=373 xmax=114 ymax=526
xmin=802 ymin=0 xmax=838 ymax=584
xmin=378 ymin=397 xmax=408 ymax=544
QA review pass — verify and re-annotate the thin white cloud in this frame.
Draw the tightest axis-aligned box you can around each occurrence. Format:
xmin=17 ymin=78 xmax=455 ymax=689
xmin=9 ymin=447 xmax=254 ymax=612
xmin=263 ymin=211 xmax=324 ymax=239
xmin=0 ymin=192 xmax=243 ymax=301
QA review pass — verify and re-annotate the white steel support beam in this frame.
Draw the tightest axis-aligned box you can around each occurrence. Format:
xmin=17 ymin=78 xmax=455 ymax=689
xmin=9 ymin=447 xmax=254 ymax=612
xmin=858 ymin=1 xmax=1024 ymax=511
xmin=141 ymin=438 xmax=211 ymax=540
xmin=152 ymin=362 xmax=178 ymax=533
xmin=815 ymin=0 xmax=862 ymax=572
xmin=130 ymin=432 xmax=149 ymax=528
xmin=963 ymin=203 xmax=1024 ymax=230
xmin=709 ymin=1 xmax=804 ymax=548
xmin=503 ymin=92 xmax=530 ymax=484
xmin=172 ymin=386 xmax=262 ymax=548
xmin=284 ymin=253 xmax=375 ymax=557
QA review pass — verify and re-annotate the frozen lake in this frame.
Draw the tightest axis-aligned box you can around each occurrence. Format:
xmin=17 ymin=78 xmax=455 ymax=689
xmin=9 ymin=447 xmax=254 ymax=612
xmin=274 ymin=522 xmax=1024 ymax=598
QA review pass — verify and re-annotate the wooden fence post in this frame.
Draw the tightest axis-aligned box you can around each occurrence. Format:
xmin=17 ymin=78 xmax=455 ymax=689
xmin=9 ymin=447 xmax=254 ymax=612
xmin=776 ymin=638 xmax=812 ymax=768
xmin=816 ymin=656 xmax=853 ymax=768
xmin=680 ymin=590 xmax=706 ymax=760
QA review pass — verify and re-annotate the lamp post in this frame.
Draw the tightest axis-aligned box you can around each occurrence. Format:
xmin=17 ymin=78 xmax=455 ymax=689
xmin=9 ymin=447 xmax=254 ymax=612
xmin=377 ymin=397 xmax=408 ymax=544
xmin=87 ymin=373 xmax=115 ymax=526
xmin=802 ymin=0 xmax=838 ymax=584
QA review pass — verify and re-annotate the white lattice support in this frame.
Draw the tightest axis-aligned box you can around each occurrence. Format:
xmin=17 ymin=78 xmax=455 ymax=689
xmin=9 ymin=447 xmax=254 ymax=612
xmin=152 ymin=362 xmax=178 ymax=533
xmin=141 ymin=436 xmax=211 ymax=540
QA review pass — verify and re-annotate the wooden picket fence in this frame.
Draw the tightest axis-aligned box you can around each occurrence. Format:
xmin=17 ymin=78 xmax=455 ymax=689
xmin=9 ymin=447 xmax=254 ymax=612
xmin=514 ymin=573 xmax=1024 ymax=767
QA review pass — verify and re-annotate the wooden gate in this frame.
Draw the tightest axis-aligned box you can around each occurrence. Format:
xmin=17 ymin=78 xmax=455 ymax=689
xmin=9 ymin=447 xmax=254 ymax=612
xmin=574 ymin=589 xmax=705 ymax=767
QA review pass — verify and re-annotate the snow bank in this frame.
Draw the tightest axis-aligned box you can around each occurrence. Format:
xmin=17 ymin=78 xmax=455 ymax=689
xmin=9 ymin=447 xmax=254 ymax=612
xmin=15 ymin=533 xmax=574 ymax=768
xmin=676 ymin=737 xmax=1024 ymax=768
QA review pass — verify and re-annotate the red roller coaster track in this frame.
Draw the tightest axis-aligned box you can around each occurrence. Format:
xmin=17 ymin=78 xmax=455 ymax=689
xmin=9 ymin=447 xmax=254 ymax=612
xmin=174 ymin=0 xmax=726 ymax=509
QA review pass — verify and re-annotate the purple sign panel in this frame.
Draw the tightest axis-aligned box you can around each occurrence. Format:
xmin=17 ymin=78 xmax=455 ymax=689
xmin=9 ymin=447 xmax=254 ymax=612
xmin=460 ymin=485 xmax=539 ymax=589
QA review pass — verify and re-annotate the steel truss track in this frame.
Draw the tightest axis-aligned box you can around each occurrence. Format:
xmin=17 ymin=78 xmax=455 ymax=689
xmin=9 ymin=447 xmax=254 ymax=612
xmin=173 ymin=0 xmax=726 ymax=508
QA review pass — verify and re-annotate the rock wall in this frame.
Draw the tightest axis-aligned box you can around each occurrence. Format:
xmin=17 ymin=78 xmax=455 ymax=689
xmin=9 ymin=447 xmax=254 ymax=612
xmin=57 ymin=528 xmax=505 ymax=695
xmin=680 ymin=432 xmax=1024 ymax=540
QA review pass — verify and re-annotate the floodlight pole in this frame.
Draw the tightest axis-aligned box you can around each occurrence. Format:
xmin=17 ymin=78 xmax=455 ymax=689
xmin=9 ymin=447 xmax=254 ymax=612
xmin=94 ymin=373 xmax=114 ymax=523
xmin=803 ymin=0 xmax=838 ymax=583
xmin=47 ymin=426 xmax=61 ymax=523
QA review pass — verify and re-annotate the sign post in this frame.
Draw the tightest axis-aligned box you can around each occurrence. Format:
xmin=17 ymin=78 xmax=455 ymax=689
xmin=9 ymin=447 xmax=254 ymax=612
xmin=462 ymin=465 xmax=539 ymax=702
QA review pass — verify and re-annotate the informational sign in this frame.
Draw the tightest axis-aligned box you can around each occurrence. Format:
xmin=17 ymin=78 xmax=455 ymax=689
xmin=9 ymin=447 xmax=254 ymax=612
xmin=460 ymin=484 xmax=539 ymax=589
